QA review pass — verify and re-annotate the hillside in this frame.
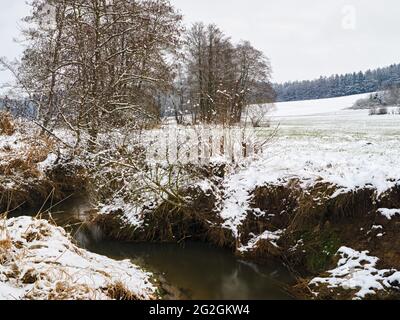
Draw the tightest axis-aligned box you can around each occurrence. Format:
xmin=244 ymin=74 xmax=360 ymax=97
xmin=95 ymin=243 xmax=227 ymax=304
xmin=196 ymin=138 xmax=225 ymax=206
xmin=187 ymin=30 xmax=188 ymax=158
xmin=274 ymin=64 xmax=400 ymax=102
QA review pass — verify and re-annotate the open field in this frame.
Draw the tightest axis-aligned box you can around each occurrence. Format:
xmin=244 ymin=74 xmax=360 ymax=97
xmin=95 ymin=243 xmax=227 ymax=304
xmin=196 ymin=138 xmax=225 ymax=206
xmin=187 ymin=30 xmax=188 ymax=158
xmin=252 ymin=93 xmax=400 ymax=194
xmin=222 ymin=94 xmax=400 ymax=230
xmin=270 ymin=93 xmax=400 ymax=136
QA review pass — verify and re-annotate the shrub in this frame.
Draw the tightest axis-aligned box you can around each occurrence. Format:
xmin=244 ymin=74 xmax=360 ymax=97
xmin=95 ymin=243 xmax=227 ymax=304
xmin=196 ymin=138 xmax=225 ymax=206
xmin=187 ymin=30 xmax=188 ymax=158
xmin=353 ymin=94 xmax=382 ymax=110
xmin=378 ymin=107 xmax=388 ymax=115
xmin=369 ymin=107 xmax=388 ymax=116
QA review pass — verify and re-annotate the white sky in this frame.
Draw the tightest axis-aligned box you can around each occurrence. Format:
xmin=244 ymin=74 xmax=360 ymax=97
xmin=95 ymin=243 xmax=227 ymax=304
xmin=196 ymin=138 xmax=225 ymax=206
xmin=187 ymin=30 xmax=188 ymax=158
xmin=1 ymin=0 xmax=400 ymax=86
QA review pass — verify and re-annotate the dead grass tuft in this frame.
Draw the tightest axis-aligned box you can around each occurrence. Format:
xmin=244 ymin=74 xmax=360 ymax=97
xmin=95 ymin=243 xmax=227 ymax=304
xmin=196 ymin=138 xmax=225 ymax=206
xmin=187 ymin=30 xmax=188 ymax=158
xmin=44 ymin=281 xmax=92 ymax=300
xmin=0 ymin=238 xmax=12 ymax=251
xmin=0 ymin=112 xmax=15 ymax=136
xmin=0 ymin=238 xmax=12 ymax=264
xmin=22 ymin=222 xmax=53 ymax=243
xmin=0 ymin=159 xmax=41 ymax=178
xmin=106 ymin=281 xmax=139 ymax=300
xmin=0 ymin=217 xmax=12 ymax=264
xmin=21 ymin=269 xmax=39 ymax=284
xmin=25 ymin=134 xmax=56 ymax=164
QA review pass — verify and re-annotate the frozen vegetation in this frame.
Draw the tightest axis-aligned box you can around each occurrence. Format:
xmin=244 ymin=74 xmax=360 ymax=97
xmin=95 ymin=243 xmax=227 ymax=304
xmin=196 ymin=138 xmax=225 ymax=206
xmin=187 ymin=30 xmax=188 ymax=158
xmin=2 ymin=93 xmax=400 ymax=300
xmin=0 ymin=217 xmax=156 ymax=300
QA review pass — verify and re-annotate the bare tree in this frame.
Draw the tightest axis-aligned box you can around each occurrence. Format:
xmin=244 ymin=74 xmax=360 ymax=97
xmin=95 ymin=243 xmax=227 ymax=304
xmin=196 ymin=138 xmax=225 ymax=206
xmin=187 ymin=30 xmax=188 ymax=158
xmin=184 ymin=24 xmax=273 ymax=125
xmin=166 ymin=58 xmax=189 ymax=125
xmin=244 ymin=103 xmax=276 ymax=128
xmin=19 ymin=0 xmax=183 ymax=146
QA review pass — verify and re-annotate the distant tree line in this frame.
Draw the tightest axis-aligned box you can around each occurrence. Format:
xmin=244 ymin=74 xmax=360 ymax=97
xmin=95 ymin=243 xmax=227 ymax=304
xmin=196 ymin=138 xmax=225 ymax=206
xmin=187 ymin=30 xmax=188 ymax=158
xmin=274 ymin=64 xmax=400 ymax=102
xmin=352 ymin=85 xmax=400 ymax=115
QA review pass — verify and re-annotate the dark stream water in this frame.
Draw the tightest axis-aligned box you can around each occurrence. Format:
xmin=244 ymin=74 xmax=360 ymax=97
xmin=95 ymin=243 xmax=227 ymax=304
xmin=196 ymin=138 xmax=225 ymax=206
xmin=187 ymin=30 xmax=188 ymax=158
xmin=12 ymin=199 xmax=294 ymax=300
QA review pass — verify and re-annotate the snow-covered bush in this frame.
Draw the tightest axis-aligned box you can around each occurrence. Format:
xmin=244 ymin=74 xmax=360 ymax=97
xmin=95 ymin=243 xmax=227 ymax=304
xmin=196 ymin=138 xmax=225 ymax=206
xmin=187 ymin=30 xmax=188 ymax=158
xmin=369 ymin=106 xmax=388 ymax=116
xmin=353 ymin=94 xmax=383 ymax=110
xmin=382 ymin=86 xmax=400 ymax=106
xmin=353 ymin=86 xmax=400 ymax=111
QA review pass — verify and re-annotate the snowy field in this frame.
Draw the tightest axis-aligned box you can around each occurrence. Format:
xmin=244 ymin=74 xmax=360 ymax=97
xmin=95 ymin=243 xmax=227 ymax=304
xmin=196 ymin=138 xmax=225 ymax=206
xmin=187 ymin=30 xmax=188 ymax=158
xmin=269 ymin=93 xmax=400 ymax=135
xmin=263 ymin=92 xmax=400 ymax=193
xmin=221 ymin=93 xmax=400 ymax=235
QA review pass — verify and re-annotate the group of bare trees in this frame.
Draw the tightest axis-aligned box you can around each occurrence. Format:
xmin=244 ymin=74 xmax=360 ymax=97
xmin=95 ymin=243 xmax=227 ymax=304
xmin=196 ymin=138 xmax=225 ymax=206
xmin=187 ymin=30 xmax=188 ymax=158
xmin=175 ymin=23 xmax=274 ymax=126
xmin=3 ymin=0 xmax=274 ymax=143
xmin=16 ymin=0 xmax=182 ymax=143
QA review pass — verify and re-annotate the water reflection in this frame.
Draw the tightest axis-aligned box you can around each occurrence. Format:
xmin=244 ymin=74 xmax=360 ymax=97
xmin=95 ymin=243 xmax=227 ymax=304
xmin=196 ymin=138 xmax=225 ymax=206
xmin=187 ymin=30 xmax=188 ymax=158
xmin=89 ymin=241 xmax=294 ymax=300
xmin=220 ymin=270 xmax=250 ymax=300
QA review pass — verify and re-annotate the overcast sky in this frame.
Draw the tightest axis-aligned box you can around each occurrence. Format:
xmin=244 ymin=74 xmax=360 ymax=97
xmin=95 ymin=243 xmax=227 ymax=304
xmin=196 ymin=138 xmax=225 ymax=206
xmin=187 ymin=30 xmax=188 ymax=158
xmin=1 ymin=0 xmax=400 ymax=86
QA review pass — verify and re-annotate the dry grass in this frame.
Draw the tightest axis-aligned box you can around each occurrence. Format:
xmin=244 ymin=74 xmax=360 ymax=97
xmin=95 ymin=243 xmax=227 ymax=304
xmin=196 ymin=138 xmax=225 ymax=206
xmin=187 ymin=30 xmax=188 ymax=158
xmin=46 ymin=282 xmax=92 ymax=300
xmin=0 ymin=112 xmax=15 ymax=136
xmin=0 ymin=238 xmax=12 ymax=265
xmin=0 ymin=125 xmax=66 ymax=212
xmin=0 ymin=130 xmax=56 ymax=179
xmin=21 ymin=269 xmax=39 ymax=284
xmin=106 ymin=281 xmax=139 ymax=300
xmin=0 ymin=216 xmax=12 ymax=265
xmin=25 ymin=134 xmax=56 ymax=164
xmin=0 ymin=159 xmax=41 ymax=178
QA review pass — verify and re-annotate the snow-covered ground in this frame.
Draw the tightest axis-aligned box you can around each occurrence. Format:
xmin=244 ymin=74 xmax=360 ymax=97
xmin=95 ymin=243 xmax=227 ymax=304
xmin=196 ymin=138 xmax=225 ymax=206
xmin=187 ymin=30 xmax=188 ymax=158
xmin=220 ymin=93 xmax=400 ymax=237
xmin=269 ymin=93 xmax=371 ymax=118
xmin=270 ymin=93 xmax=400 ymax=134
xmin=310 ymin=247 xmax=400 ymax=300
xmin=0 ymin=217 xmax=156 ymax=300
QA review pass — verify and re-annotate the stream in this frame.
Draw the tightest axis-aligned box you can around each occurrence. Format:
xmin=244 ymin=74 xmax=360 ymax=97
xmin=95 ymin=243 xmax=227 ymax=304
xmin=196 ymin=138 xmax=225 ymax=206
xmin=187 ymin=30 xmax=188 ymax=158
xmin=11 ymin=199 xmax=294 ymax=300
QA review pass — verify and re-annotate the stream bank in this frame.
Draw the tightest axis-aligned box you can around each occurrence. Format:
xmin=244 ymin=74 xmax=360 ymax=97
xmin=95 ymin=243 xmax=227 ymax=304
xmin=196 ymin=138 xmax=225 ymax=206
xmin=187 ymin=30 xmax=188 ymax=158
xmin=0 ymin=216 xmax=157 ymax=300
xmin=1 ymin=118 xmax=400 ymax=300
xmin=92 ymin=180 xmax=400 ymax=300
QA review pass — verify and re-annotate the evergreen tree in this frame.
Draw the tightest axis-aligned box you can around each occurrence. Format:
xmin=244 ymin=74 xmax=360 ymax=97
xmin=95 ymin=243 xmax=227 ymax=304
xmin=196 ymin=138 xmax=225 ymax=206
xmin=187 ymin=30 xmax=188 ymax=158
xmin=274 ymin=63 xmax=400 ymax=102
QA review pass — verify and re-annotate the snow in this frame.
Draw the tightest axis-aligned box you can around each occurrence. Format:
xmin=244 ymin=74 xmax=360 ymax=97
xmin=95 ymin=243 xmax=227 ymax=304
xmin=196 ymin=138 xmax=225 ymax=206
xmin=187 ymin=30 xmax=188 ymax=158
xmin=310 ymin=247 xmax=400 ymax=299
xmin=37 ymin=153 xmax=58 ymax=172
xmin=196 ymin=179 xmax=214 ymax=194
xmin=0 ymin=217 xmax=156 ymax=300
xmin=100 ymin=198 xmax=147 ymax=228
xmin=269 ymin=93 xmax=372 ymax=118
xmin=219 ymin=93 xmax=400 ymax=237
xmin=220 ymin=171 xmax=260 ymax=237
xmin=238 ymin=229 xmax=285 ymax=253
xmin=377 ymin=208 xmax=400 ymax=220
